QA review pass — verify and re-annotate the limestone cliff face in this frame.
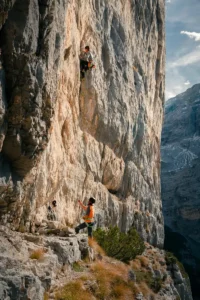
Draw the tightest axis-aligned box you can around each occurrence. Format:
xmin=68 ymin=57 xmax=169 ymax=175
xmin=0 ymin=0 xmax=165 ymax=246
xmin=161 ymin=84 xmax=200 ymax=299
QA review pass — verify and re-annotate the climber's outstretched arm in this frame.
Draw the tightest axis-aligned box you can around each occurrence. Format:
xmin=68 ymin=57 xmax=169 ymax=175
xmin=78 ymin=200 xmax=87 ymax=210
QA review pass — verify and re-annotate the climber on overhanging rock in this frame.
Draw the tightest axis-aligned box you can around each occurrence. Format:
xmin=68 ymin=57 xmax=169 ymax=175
xmin=79 ymin=45 xmax=95 ymax=79
xmin=75 ymin=197 xmax=96 ymax=238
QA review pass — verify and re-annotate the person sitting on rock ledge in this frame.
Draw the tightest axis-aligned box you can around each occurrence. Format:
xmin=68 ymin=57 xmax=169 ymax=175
xmin=75 ymin=197 xmax=96 ymax=238
xmin=79 ymin=46 xmax=95 ymax=79
xmin=47 ymin=200 xmax=57 ymax=221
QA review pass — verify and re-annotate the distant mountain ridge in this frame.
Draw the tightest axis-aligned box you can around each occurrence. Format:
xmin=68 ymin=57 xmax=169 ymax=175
xmin=161 ymin=83 xmax=200 ymax=300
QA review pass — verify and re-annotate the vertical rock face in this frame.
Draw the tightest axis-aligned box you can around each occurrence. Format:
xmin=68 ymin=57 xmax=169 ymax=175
xmin=0 ymin=0 xmax=165 ymax=247
xmin=161 ymin=84 xmax=200 ymax=299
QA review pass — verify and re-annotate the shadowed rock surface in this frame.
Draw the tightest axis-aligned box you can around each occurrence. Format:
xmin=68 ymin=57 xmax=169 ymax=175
xmin=161 ymin=84 xmax=200 ymax=300
xmin=0 ymin=0 xmax=165 ymax=247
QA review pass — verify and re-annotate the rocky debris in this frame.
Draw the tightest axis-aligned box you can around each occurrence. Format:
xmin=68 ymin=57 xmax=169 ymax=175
xmin=53 ymin=240 xmax=193 ymax=300
xmin=161 ymin=84 xmax=200 ymax=299
xmin=0 ymin=0 xmax=165 ymax=249
xmin=0 ymin=225 xmax=89 ymax=300
xmin=34 ymin=218 xmax=77 ymax=238
xmin=46 ymin=237 xmax=81 ymax=264
xmin=166 ymin=264 xmax=193 ymax=300
xmin=0 ymin=226 xmax=193 ymax=300
xmin=136 ymin=292 xmax=144 ymax=300
xmin=128 ymin=269 xmax=136 ymax=281
xmin=136 ymin=245 xmax=193 ymax=300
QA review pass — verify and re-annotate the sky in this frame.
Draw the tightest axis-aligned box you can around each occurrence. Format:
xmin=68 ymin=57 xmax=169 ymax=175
xmin=166 ymin=0 xmax=200 ymax=100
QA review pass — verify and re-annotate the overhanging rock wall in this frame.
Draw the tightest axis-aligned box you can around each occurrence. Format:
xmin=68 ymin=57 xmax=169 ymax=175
xmin=0 ymin=0 xmax=165 ymax=247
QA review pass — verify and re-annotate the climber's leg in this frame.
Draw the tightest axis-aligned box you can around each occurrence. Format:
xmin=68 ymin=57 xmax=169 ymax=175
xmin=87 ymin=222 xmax=94 ymax=238
xmin=80 ymin=60 xmax=88 ymax=79
xmin=75 ymin=222 xmax=87 ymax=234
xmin=80 ymin=60 xmax=85 ymax=78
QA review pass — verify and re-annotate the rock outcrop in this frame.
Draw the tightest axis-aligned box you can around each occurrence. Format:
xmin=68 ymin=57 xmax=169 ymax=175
xmin=161 ymin=84 xmax=200 ymax=300
xmin=0 ymin=225 xmax=89 ymax=299
xmin=0 ymin=0 xmax=165 ymax=247
xmin=0 ymin=225 xmax=193 ymax=300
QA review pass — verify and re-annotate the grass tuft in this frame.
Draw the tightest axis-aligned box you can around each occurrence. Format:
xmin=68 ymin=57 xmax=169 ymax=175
xmin=43 ymin=292 xmax=49 ymax=300
xmin=130 ymin=259 xmax=141 ymax=270
xmin=135 ymin=270 xmax=162 ymax=293
xmin=138 ymin=255 xmax=149 ymax=267
xmin=30 ymin=248 xmax=45 ymax=260
xmin=72 ymin=261 xmax=84 ymax=272
xmin=88 ymin=239 xmax=105 ymax=256
xmin=55 ymin=281 xmax=92 ymax=300
xmin=89 ymin=261 xmax=136 ymax=299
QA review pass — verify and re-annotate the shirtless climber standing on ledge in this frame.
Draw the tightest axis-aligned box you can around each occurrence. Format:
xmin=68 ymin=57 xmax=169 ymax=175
xmin=75 ymin=197 xmax=96 ymax=238
xmin=79 ymin=46 xmax=95 ymax=79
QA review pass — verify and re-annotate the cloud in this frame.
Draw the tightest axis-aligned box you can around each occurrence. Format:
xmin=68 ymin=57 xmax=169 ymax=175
xmin=165 ymin=0 xmax=200 ymax=101
xmin=167 ymin=48 xmax=200 ymax=69
xmin=166 ymin=91 xmax=176 ymax=100
xmin=165 ymin=67 xmax=187 ymax=100
xmin=181 ymin=31 xmax=200 ymax=41
xmin=166 ymin=84 xmax=186 ymax=100
xmin=184 ymin=80 xmax=190 ymax=85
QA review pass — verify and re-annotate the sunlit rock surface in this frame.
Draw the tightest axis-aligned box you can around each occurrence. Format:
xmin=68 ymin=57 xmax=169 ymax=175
xmin=0 ymin=225 xmax=193 ymax=300
xmin=0 ymin=0 xmax=165 ymax=247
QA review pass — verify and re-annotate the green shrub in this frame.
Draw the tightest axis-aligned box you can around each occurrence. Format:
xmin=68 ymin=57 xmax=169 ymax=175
xmin=165 ymin=251 xmax=188 ymax=278
xmin=93 ymin=226 xmax=145 ymax=263
xmin=150 ymin=277 xmax=162 ymax=293
xmin=162 ymin=273 xmax=167 ymax=282
xmin=165 ymin=252 xmax=177 ymax=265
xmin=72 ymin=262 xmax=84 ymax=272
xmin=176 ymin=261 xmax=189 ymax=279
xmin=135 ymin=270 xmax=152 ymax=284
xmin=135 ymin=270 xmax=162 ymax=293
